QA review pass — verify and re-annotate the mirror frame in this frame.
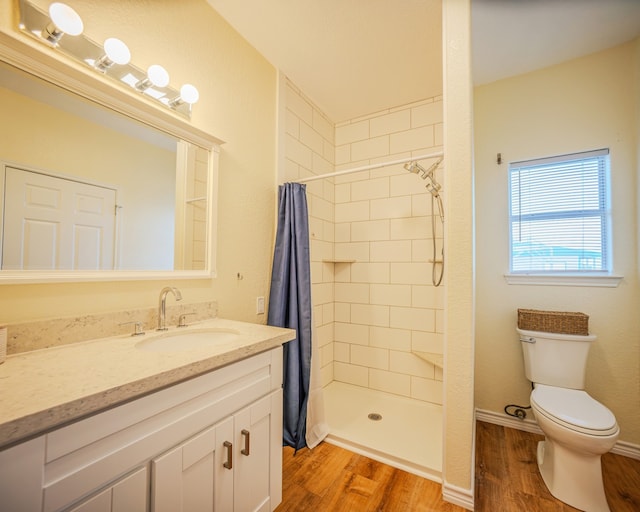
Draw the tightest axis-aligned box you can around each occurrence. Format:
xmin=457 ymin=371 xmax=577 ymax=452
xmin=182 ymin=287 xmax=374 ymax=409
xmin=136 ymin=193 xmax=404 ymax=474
xmin=0 ymin=30 xmax=224 ymax=284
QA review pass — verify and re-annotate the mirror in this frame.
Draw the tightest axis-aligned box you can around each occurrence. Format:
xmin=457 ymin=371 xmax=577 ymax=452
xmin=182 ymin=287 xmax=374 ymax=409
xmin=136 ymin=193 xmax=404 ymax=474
xmin=0 ymin=56 xmax=219 ymax=282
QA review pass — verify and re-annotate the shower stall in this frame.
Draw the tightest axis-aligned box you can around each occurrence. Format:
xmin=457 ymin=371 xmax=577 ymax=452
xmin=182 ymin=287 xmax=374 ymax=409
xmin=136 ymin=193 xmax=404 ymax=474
xmin=281 ymin=82 xmax=446 ymax=481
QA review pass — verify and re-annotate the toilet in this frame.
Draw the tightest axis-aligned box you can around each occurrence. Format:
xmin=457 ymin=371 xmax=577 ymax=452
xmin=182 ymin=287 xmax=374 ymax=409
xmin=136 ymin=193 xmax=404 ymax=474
xmin=518 ymin=328 xmax=619 ymax=512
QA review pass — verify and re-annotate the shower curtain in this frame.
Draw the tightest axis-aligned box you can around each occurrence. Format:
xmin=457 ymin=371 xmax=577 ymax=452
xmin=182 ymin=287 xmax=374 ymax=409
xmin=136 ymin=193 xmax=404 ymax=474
xmin=268 ymin=182 xmax=327 ymax=450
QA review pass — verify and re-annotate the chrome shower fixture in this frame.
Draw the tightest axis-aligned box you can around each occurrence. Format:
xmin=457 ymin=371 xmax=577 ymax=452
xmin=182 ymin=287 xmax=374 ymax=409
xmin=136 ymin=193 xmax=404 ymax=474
xmin=404 ymin=158 xmax=443 ymax=197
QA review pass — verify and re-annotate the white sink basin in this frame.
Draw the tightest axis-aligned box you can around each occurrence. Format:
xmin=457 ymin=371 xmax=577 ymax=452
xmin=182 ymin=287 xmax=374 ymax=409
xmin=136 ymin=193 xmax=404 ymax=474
xmin=135 ymin=328 xmax=241 ymax=352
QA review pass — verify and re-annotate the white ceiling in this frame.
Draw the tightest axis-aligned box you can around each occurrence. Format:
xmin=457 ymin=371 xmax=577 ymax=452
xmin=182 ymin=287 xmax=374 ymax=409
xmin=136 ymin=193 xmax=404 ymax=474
xmin=206 ymin=0 xmax=640 ymax=123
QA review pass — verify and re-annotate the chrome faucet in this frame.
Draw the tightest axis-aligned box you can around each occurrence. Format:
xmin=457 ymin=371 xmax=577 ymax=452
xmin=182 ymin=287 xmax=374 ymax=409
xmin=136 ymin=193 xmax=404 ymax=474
xmin=157 ymin=286 xmax=182 ymax=331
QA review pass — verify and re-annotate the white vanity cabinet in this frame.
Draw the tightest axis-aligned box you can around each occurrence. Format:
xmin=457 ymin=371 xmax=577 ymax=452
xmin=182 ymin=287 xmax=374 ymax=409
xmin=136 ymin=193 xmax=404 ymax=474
xmin=152 ymin=389 xmax=281 ymax=512
xmin=0 ymin=346 xmax=283 ymax=512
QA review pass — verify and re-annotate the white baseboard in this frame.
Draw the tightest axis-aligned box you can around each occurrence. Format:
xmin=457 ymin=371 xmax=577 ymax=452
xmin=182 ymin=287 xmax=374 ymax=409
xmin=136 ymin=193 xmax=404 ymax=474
xmin=475 ymin=408 xmax=640 ymax=460
xmin=442 ymin=481 xmax=474 ymax=510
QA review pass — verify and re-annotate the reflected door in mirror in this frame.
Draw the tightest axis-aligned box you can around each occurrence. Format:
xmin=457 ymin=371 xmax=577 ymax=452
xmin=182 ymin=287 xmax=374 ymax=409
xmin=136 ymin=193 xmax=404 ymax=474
xmin=2 ymin=167 xmax=117 ymax=270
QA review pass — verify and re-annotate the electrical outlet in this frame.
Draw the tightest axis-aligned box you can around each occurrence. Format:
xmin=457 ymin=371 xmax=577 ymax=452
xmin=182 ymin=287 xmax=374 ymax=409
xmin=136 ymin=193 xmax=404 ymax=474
xmin=256 ymin=296 xmax=265 ymax=315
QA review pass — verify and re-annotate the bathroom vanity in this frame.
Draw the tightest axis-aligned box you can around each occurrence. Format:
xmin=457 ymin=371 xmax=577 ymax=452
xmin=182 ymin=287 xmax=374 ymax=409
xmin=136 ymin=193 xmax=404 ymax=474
xmin=0 ymin=319 xmax=295 ymax=512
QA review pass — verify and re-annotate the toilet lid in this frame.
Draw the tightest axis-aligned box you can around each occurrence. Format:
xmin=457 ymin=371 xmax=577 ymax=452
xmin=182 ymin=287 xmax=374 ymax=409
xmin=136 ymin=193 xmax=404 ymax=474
xmin=531 ymin=384 xmax=618 ymax=435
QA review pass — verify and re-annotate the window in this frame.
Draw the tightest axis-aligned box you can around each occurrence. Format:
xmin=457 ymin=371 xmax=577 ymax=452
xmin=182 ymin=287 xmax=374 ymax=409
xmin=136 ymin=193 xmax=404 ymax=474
xmin=509 ymin=149 xmax=610 ymax=274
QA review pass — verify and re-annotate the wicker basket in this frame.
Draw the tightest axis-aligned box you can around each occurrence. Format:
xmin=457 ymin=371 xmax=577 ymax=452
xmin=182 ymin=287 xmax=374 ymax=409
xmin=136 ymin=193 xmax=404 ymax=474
xmin=517 ymin=309 xmax=589 ymax=335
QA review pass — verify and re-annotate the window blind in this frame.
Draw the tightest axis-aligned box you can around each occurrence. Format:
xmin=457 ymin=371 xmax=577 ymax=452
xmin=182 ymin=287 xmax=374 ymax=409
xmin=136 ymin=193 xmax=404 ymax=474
xmin=509 ymin=149 xmax=610 ymax=273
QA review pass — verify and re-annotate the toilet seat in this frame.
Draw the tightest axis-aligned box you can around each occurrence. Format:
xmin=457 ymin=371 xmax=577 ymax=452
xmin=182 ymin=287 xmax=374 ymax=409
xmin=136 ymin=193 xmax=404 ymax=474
xmin=531 ymin=384 xmax=618 ymax=436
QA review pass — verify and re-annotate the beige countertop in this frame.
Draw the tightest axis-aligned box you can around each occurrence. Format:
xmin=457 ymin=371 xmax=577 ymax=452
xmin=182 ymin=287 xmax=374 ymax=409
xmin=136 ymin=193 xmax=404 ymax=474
xmin=0 ymin=318 xmax=295 ymax=449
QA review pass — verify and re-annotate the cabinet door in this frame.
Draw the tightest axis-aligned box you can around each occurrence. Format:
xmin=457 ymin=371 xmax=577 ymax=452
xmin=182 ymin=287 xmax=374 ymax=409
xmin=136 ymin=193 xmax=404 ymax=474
xmin=152 ymin=418 xmax=234 ymax=512
xmin=234 ymin=392 xmax=279 ymax=512
xmin=67 ymin=466 xmax=147 ymax=512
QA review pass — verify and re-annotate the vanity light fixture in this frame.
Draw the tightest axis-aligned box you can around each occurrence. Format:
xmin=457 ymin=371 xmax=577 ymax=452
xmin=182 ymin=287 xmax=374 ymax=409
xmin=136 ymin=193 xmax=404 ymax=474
xmin=42 ymin=2 xmax=83 ymax=45
xmin=94 ymin=37 xmax=131 ymax=72
xmin=19 ymin=0 xmax=199 ymax=118
xmin=168 ymin=84 xmax=200 ymax=107
xmin=135 ymin=64 xmax=170 ymax=91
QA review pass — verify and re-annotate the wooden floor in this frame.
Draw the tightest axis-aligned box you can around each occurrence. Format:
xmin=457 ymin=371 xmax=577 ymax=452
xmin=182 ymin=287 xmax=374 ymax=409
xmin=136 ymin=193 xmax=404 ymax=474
xmin=276 ymin=421 xmax=640 ymax=511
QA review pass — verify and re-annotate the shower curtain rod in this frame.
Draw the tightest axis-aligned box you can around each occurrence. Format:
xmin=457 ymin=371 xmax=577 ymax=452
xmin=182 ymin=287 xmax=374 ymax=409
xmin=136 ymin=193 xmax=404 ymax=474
xmin=295 ymin=150 xmax=444 ymax=183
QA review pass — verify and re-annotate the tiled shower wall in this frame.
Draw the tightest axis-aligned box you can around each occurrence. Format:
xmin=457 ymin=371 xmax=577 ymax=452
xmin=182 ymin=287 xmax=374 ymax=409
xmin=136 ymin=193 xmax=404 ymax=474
xmin=282 ymin=78 xmax=445 ymax=405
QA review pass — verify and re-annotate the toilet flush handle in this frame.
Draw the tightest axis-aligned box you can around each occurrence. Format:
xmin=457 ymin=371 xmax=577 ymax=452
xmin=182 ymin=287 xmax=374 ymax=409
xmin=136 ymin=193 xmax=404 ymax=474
xmin=520 ymin=335 xmax=536 ymax=344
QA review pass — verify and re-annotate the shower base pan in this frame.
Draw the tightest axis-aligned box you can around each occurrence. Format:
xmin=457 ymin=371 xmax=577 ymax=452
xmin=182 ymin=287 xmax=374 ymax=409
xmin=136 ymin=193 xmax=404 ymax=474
xmin=323 ymin=381 xmax=442 ymax=482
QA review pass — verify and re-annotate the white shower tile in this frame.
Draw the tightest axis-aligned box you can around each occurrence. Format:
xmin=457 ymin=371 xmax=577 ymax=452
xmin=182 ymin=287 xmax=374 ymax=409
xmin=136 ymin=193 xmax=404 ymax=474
xmin=351 ymin=263 xmax=390 ymax=284
xmin=351 ymin=177 xmax=390 ymax=201
xmin=316 ymin=323 xmax=333 ymax=347
xmin=412 ymin=239 xmax=429 ymax=261
xmin=334 ymin=302 xmax=351 ymax=323
xmin=334 ymin=341 xmax=350 ymax=362
xmin=351 ymin=345 xmax=389 ymax=370
xmin=390 ymin=125 xmax=434 ymax=155
xmin=334 ymin=361 xmax=369 ymax=387
xmin=370 ymin=326 xmax=411 ymax=352
xmin=334 ymin=262 xmax=351 ymax=283
xmin=370 ymin=196 xmax=412 ymax=220
xmin=313 ymin=109 xmax=334 ymax=143
xmin=335 ymin=282 xmax=370 ymax=303
xmin=411 ymin=101 xmax=443 ymax=128
xmin=390 ymin=217 xmax=429 ymax=240
xmin=390 ymin=307 xmax=436 ymax=332
xmin=351 ymin=304 xmax=389 ymax=327
xmin=369 ymin=369 xmax=410 ymax=397
xmin=411 ymin=331 xmax=443 ymax=354
xmin=335 ymin=144 xmax=351 ymax=165
xmin=411 ymin=376 xmax=443 ymax=405
xmin=390 ymin=351 xmax=435 ymax=378
xmin=312 ymin=282 xmax=334 ymax=306
xmin=322 ymin=303 xmax=334 ymax=324
xmin=334 ymin=223 xmax=351 ymax=242
xmin=351 ymin=135 xmax=390 ymax=161
xmin=390 ymin=174 xmax=422 ymax=197
xmin=370 ymin=284 xmax=411 ymax=306
xmin=320 ymin=362 xmax=333 ymax=388
xmin=390 ymin=263 xmax=431 ymax=285
xmin=286 ymin=133 xmax=312 ymax=168
xmin=412 ymin=286 xmax=444 ymax=309
xmin=351 ymin=220 xmax=390 ymax=242
xmin=335 ymin=119 xmax=369 ymax=145
xmin=320 ymin=341 xmax=334 ymax=367
xmin=335 ymin=201 xmax=370 ymax=222
xmin=335 ymin=242 xmax=369 ymax=262
xmin=300 ymin=121 xmax=324 ymax=155
xmin=370 ymin=240 xmax=411 ymax=262
xmin=335 ymin=183 xmax=351 ymax=203
xmin=370 ymin=109 xmax=411 ymax=137
xmin=285 ymin=109 xmax=299 ymax=137
xmin=286 ymin=84 xmax=313 ymax=124
xmin=334 ymin=321 xmax=369 ymax=345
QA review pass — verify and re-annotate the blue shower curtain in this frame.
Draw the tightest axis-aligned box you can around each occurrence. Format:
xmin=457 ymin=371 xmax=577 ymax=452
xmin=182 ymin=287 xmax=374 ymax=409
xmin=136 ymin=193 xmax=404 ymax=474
xmin=267 ymin=182 xmax=312 ymax=450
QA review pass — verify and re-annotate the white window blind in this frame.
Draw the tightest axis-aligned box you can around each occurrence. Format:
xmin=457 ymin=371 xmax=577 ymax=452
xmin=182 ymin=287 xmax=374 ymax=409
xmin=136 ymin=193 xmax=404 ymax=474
xmin=509 ymin=149 xmax=610 ymax=274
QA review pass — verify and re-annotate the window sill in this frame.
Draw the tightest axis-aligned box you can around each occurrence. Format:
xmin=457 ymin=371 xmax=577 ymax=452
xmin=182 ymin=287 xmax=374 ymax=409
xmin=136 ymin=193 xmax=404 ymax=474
xmin=504 ymin=274 xmax=623 ymax=288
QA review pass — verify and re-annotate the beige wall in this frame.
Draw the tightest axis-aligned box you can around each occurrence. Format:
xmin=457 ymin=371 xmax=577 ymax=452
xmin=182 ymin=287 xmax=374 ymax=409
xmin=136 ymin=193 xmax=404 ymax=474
xmin=474 ymin=41 xmax=640 ymax=444
xmin=0 ymin=0 xmax=277 ymax=323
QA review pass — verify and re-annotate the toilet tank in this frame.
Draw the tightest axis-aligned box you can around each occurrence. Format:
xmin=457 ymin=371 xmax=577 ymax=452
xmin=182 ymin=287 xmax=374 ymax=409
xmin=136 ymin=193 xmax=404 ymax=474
xmin=517 ymin=328 xmax=597 ymax=390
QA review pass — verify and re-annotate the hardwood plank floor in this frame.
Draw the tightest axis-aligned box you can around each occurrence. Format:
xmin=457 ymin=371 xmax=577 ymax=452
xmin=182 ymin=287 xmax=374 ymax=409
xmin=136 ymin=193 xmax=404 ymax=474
xmin=276 ymin=441 xmax=465 ymax=511
xmin=475 ymin=421 xmax=640 ymax=512
xmin=276 ymin=421 xmax=640 ymax=511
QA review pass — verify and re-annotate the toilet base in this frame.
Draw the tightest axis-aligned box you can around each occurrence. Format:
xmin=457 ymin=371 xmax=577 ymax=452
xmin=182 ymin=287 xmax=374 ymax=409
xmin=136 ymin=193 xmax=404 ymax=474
xmin=537 ymin=440 xmax=610 ymax=512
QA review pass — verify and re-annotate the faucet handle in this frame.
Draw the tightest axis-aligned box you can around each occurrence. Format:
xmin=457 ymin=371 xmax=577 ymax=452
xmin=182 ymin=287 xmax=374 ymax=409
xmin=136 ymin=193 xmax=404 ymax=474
xmin=177 ymin=312 xmax=196 ymax=328
xmin=120 ymin=321 xmax=145 ymax=336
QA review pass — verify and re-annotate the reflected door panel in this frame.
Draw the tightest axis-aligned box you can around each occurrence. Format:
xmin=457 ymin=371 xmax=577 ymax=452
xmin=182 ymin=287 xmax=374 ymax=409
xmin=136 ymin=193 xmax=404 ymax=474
xmin=2 ymin=167 xmax=117 ymax=270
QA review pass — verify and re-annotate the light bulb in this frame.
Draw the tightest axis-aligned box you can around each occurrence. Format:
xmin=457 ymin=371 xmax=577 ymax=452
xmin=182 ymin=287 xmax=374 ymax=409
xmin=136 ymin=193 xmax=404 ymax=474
xmin=180 ymin=84 xmax=199 ymax=104
xmin=147 ymin=65 xmax=170 ymax=87
xmin=103 ymin=38 xmax=131 ymax=65
xmin=95 ymin=38 xmax=131 ymax=71
xmin=43 ymin=2 xmax=83 ymax=44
